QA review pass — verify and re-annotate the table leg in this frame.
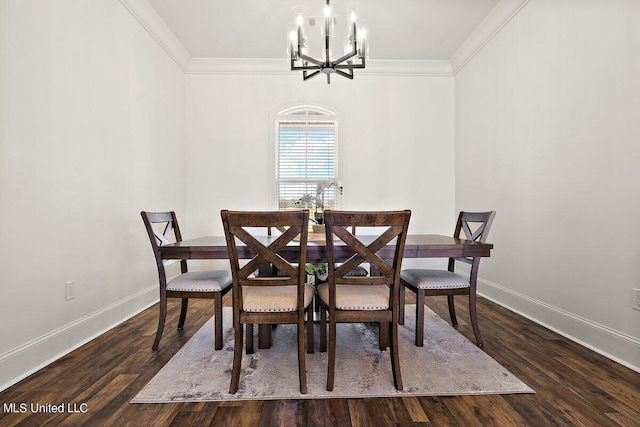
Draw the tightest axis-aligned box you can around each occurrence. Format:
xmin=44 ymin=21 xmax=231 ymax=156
xmin=258 ymin=324 xmax=272 ymax=349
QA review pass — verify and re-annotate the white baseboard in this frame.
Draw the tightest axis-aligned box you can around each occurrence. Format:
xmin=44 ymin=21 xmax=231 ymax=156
xmin=478 ymin=279 xmax=640 ymax=373
xmin=0 ymin=286 xmax=158 ymax=392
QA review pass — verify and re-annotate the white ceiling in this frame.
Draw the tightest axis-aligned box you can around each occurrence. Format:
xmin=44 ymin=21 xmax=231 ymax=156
xmin=146 ymin=0 xmax=502 ymax=61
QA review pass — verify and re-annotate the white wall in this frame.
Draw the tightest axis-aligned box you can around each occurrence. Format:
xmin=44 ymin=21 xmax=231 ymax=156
xmin=0 ymin=0 xmax=186 ymax=389
xmin=455 ymin=0 xmax=640 ymax=370
xmin=184 ymin=73 xmax=457 ymax=250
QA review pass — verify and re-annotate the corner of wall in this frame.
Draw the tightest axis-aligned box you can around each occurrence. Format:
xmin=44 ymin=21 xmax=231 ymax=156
xmin=450 ymin=0 xmax=531 ymax=75
xmin=118 ymin=0 xmax=191 ymax=72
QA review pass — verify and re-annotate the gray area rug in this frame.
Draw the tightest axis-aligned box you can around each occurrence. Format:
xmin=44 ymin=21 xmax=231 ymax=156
xmin=132 ymin=305 xmax=533 ymax=402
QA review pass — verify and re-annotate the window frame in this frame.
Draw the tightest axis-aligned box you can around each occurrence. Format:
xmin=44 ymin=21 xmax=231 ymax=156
xmin=274 ymin=105 xmax=340 ymax=215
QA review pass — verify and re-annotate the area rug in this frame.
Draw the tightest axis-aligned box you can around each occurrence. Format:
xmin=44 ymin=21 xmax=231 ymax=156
xmin=132 ymin=305 xmax=533 ymax=402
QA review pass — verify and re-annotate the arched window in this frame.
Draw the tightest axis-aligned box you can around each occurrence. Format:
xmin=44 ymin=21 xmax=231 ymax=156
xmin=275 ymin=105 xmax=339 ymax=222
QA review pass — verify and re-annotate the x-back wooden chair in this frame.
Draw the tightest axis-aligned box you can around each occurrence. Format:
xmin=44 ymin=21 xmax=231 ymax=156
xmin=399 ymin=211 xmax=495 ymax=347
xmin=141 ymin=211 xmax=232 ymax=350
xmin=221 ymin=209 xmax=314 ymax=394
xmin=318 ymin=209 xmax=411 ymax=391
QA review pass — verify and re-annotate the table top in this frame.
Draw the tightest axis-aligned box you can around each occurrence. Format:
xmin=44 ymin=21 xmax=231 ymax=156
xmin=159 ymin=234 xmax=493 ymax=262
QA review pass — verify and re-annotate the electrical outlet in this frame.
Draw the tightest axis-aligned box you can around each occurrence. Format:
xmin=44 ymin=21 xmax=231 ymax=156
xmin=633 ymin=288 xmax=640 ymax=311
xmin=65 ymin=281 xmax=76 ymax=301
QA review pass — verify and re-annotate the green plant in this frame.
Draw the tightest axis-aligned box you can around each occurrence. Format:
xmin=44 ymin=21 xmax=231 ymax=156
xmin=305 ymin=262 xmax=328 ymax=280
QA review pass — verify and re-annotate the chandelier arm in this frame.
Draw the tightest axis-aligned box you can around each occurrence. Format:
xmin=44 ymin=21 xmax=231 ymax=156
xmin=335 ymin=69 xmax=354 ymax=79
xmin=333 ymin=50 xmax=357 ymax=66
xmin=291 ymin=59 xmax=320 ymax=71
xmin=335 ymin=57 xmax=366 ymax=70
xmin=335 ymin=62 xmax=365 ymax=70
xmin=291 ymin=63 xmax=321 ymax=71
xmin=303 ymin=70 xmax=322 ymax=80
xmin=297 ymin=53 xmax=324 ymax=67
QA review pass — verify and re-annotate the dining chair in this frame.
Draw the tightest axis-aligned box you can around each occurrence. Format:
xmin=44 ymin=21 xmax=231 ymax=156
xmin=318 ymin=209 xmax=411 ymax=391
xmin=141 ymin=211 xmax=232 ymax=350
xmin=399 ymin=211 xmax=496 ymax=347
xmin=221 ymin=209 xmax=315 ymax=394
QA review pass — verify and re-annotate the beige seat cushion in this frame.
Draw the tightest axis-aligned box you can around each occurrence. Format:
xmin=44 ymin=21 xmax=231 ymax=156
xmin=401 ymin=269 xmax=470 ymax=290
xmin=167 ymin=270 xmax=232 ymax=292
xmin=317 ymin=283 xmax=390 ymax=310
xmin=243 ymin=284 xmax=315 ymax=312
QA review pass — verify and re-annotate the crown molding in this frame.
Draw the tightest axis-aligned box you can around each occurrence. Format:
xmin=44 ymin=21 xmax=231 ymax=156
xmin=187 ymin=58 xmax=452 ymax=76
xmin=450 ymin=0 xmax=531 ymax=75
xmin=187 ymin=58 xmax=289 ymax=75
xmin=359 ymin=60 xmax=452 ymax=77
xmin=120 ymin=0 xmax=528 ymax=78
xmin=119 ymin=0 xmax=191 ymax=71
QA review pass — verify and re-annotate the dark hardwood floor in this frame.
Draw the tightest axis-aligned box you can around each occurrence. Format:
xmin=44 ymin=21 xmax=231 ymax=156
xmin=1 ymin=293 xmax=638 ymax=426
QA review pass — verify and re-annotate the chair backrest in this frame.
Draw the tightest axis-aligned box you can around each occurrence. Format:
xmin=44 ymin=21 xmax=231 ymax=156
xmin=450 ymin=210 xmax=496 ymax=268
xmin=221 ymin=210 xmax=309 ymax=311
xmin=324 ymin=209 xmax=411 ymax=294
xmin=141 ymin=211 xmax=187 ymax=283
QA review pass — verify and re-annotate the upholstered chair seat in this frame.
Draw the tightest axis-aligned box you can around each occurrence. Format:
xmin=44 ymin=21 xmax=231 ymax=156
xmin=345 ymin=265 xmax=369 ymax=276
xmin=400 ymin=270 xmax=469 ymax=290
xmin=243 ymin=284 xmax=315 ymax=312
xmin=317 ymin=283 xmax=390 ymax=310
xmin=167 ymin=270 xmax=232 ymax=293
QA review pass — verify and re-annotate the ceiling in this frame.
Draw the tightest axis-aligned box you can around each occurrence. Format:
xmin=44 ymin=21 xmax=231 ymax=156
xmin=146 ymin=0 xmax=502 ymax=61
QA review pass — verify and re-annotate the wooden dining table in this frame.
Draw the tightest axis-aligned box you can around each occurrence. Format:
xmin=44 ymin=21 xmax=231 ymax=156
xmin=158 ymin=233 xmax=493 ymax=348
xmin=158 ymin=234 xmax=493 ymax=262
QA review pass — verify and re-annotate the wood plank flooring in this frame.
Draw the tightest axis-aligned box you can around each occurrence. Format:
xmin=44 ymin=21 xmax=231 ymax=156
xmin=1 ymin=293 xmax=638 ymax=426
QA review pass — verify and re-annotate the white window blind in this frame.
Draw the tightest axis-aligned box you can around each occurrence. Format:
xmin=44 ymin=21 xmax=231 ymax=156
xmin=276 ymin=119 xmax=337 ymax=211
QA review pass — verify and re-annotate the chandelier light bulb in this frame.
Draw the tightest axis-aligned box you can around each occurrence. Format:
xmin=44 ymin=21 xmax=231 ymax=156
xmin=358 ymin=28 xmax=367 ymax=58
xmin=324 ymin=5 xmax=331 ymax=17
xmin=350 ymin=11 xmax=357 ymax=23
xmin=296 ymin=15 xmax=304 ymax=27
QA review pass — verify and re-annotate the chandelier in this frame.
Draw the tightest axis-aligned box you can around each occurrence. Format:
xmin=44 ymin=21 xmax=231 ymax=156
xmin=288 ymin=0 xmax=367 ymax=84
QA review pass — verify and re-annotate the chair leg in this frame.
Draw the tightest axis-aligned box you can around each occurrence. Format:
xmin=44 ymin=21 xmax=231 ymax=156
xmin=468 ymin=292 xmax=484 ymax=347
xmin=378 ymin=321 xmax=389 ymax=351
xmin=246 ymin=324 xmax=254 ymax=354
xmin=298 ymin=315 xmax=308 ymax=394
xmin=306 ymin=306 xmax=315 ymax=354
xmin=326 ymin=314 xmax=336 ymax=391
xmin=214 ymin=292 xmax=223 ymax=350
xmin=177 ymin=298 xmax=188 ymax=329
xmin=390 ymin=320 xmax=403 ymax=391
xmin=314 ymin=286 xmax=320 ymax=314
xmin=447 ymin=295 xmax=458 ymax=327
xmin=398 ymin=284 xmax=405 ymax=325
xmin=229 ymin=323 xmax=243 ymax=394
xmin=319 ymin=302 xmax=327 ymax=352
xmin=414 ymin=290 xmax=425 ymax=347
xmin=152 ymin=296 xmax=168 ymax=350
